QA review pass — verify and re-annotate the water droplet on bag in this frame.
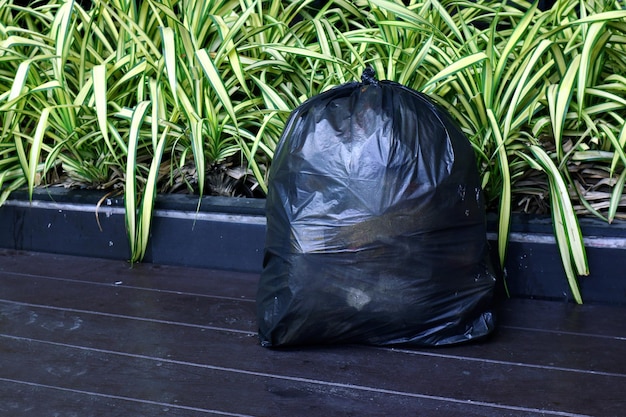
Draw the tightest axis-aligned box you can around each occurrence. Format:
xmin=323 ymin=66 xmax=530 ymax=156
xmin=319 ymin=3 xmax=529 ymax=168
xmin=458 ymin=184 xmax=466 ymax=201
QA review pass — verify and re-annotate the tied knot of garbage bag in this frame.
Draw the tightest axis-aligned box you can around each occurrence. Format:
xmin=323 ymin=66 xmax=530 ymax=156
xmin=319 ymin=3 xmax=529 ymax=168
xmin=257 ymin=70 xmax=498 ymax=348
xmin=361 ymin=66 xmax=378 ymax=86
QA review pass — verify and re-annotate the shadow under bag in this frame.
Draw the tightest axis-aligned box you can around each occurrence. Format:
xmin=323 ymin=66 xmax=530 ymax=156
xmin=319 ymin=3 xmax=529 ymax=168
xmin=257 ymin=69 xmax=498 ymax=348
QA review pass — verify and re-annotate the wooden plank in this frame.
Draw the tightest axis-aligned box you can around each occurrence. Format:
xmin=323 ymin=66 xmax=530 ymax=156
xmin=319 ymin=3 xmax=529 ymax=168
xmin=0 ymin=249 xmax=626 ymax=338
xmin=1 ymin=301 xmax=624 ymax=417
xmin=1 ymin=290 xmax=626 ymax=378
xmin=500 ymin=298 xmax=626 ymax=339
xmin=2 ymin=249 xmax=626 ymax=416
xmin=4 ymin=249 xmax=626 ymax=339
xmin=0 ymin=273 xmax=257 ymax=333
xmin=4 ymin=249 xmax=626 ymax=338
xmin=1 ymin=335 xmax=554 ymax=417
xmin=0 ymin=249 xmax=258 ymax=300
xmin=0 ymin=379 xmax=230 ymax=417
xmin=2 ymin=269 xmax=626 ymax=377
xmin=2 ymin=264 xmax=626 ymax=376
xmin=413 ymin=325 xmax=626 ymax=376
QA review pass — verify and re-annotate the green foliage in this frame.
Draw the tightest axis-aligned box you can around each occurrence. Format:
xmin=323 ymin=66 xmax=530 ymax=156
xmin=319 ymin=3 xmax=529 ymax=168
xmin=1 ymin=0 xmax=626 ymax=301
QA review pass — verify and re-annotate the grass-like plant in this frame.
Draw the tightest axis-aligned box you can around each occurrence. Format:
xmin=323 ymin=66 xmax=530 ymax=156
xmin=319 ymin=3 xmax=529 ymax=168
xmin=1 ymin=0 xmax=625 ymax=302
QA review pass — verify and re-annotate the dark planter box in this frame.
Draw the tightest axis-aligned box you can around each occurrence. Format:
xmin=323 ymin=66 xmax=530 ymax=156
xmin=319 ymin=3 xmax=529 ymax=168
xmin=486 ymin=214 xmax=626 ymax=306
xmin=1 ymin=188 xmax=625 ymax=305
xmin=0 ymin=188 xmax=265 ymax=273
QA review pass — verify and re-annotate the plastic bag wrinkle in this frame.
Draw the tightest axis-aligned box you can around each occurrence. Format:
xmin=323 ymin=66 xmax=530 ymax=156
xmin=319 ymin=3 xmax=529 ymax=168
xmin=257 ymin=72 xmax=497 ymax=348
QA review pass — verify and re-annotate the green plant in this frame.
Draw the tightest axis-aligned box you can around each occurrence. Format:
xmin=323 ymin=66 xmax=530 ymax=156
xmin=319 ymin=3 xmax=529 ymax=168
xmin=365 ymin=0 xmax=626 ymax=303
xmin=1 ymin=0 xmax=626 ymax=302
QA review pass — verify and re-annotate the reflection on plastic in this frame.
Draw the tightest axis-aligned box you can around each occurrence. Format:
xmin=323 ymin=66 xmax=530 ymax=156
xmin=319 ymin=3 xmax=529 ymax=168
xmin=257 ymin=69 xmax=497 ymax=348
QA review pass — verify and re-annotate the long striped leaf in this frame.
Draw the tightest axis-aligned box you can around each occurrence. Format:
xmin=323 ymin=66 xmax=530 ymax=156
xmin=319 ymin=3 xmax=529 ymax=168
xmin=51 ymin=0 xmax=73 ymax=79
xmin=92 ymin=64 xmax=115 ymax=156
xmin=211 ymin=4 xmax=257 ymax=96
xmin=610 ymin=123 xmax=626 ymax=175
xmin=608 ymin=169 xmax=626 ymax=224
xmin=108 ymin=60 xmax=148 ymax=96
xmin=548 ymin=54 xmax=580 ymax=161
xmin=28 ymin=107 xmax=51 ymax=198
xmin=503 ymin=39 xmax=552 ymax=139
xmin=369 ymin=0 xmax=432 ymax=28
xmin=149 ymin=79 xmax=160 ymax=151
xmin=124 ymin=100 xmax=151 ymax=261
xmin=190 ymin=118 xmax=205 ymax=196
xmin=2 ymin=60 xmax=31 ymax=141
xmin=427 ymin=0 xmax=463 ymax=40
xmin=528 ymin=145 xmax=588 ymax=303
xmin=212 ymin=15 xmax=250 ymax=95
xmin=493 ymin=3 xmax=538 ymax=89
xmin=585 ymin=88 xmax=626 ymax=107
xmin=160 ymin=26 xmax=178 ymax=108
xmin=312 ymin=19 xmax=343 ymax=83
xmin=136 ymin=127 xmax=169 ymax=261
xmin=599 ymin=123 xmax=626 ymax=175
xmin=571 ymin=10 xmax=626 ymax=25
xmin=0 ymin=35 xmax=51 ymax=51
xmin=487 ymin=109 xmax=511 ymax=270
xmin=195 ymin=48 xmax=238 ymax=129
xmin=399 ymin=35 xmax=433 ymax=86
xmin=577 ymin=22 xmax=609 ymax=116
xmin=249 ymin=73 xmax=291 ymax=112
xmin=50 ymin=0 xmax=76 ymax=131
xmin=422 ymin=52 xmax=488 ymax=94
xmin=239 ymin=110 xmax=282 ymax=194
xmin=268 ymin=44 xmax=343 ymax=63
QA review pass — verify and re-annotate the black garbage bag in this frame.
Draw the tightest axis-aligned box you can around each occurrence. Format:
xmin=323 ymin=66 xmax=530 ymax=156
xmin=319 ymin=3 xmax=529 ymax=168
xmin=257 ymin=68 xmax=497 ymax=348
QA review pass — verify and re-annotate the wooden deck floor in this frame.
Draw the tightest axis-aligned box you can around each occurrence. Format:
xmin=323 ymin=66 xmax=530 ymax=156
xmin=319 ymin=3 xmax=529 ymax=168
xmin=1 ymin=249 xmax=625 ymax=417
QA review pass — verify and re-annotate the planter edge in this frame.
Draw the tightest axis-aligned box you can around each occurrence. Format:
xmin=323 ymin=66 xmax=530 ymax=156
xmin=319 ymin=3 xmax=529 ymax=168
xmin=1 ymin=189 xmax=624 ymax=305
